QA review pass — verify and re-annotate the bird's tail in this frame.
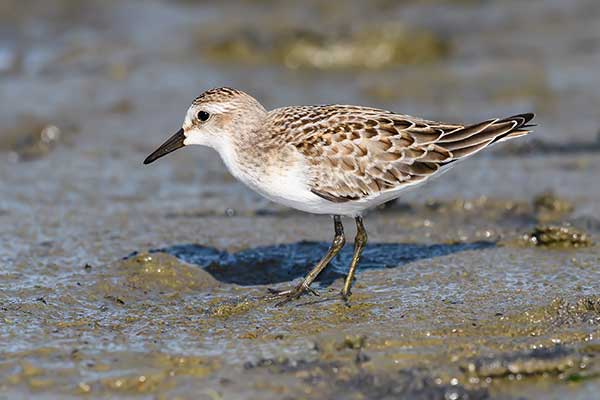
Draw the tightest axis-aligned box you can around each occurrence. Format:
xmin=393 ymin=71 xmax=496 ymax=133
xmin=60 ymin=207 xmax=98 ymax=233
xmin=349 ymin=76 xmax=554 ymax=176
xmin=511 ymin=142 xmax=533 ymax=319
xmin=436 ymin=113 xmax=535 ymax=160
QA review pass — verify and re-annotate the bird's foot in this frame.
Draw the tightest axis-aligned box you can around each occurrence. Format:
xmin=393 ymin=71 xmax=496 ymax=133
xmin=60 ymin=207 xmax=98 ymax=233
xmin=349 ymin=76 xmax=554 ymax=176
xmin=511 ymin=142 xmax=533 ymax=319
xmin=267 ymin=283 xmax=320 ymax=306
xmin=340 ymin=289 xmax=352 ymax=306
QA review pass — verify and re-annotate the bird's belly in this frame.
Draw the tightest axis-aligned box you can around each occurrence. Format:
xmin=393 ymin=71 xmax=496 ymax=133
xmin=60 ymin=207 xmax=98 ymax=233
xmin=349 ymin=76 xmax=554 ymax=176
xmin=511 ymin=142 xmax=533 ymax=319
xmin=222 ymin=147 xmax=376 ymax=216
xmin=255 ymin=183 xmax=363 ymax=215
xmin=247 ymin=170 xmax=342 ymax=214
xmin=233 ymin=162 xmax=366 ymax=216
xmin=248 ymin=173 xmax=420 ymax=216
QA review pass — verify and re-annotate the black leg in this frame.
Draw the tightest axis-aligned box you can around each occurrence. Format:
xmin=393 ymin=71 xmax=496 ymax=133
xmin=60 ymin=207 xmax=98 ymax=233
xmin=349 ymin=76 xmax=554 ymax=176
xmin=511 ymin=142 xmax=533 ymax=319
xmin=341 ymin=216 xmax=367 ymax=301
xmin=270 ymin=215 xmax=345 ymax=306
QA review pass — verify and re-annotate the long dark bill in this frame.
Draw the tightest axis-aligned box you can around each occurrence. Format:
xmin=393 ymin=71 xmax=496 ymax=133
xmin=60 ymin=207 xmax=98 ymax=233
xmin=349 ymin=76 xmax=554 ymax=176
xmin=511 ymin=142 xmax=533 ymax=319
xmin=143 ymin=128 xmax=186 ymax=165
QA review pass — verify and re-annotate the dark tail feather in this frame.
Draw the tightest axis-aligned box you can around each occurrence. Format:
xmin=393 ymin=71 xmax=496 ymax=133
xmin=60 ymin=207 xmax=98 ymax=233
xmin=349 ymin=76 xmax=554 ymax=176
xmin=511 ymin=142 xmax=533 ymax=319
xmin=439 ymin=113 xmax=535 ymax=161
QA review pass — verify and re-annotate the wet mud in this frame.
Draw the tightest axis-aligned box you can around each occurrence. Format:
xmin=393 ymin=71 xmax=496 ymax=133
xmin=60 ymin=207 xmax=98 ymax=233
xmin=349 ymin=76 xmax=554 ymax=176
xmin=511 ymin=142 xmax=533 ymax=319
xmin=2 ymin=0 xmax=600 ymax=398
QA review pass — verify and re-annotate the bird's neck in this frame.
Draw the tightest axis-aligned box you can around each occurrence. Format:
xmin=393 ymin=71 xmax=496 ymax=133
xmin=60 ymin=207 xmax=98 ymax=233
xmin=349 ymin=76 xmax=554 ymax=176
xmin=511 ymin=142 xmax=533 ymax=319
xmin=216 ymin=128 xmax=274 ymax=187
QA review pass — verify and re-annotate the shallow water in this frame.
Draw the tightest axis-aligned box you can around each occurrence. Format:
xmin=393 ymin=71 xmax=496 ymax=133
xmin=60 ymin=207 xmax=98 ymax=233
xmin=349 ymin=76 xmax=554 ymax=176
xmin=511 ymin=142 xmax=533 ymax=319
xmin=1 ymin=0 xmax=600 ymax=398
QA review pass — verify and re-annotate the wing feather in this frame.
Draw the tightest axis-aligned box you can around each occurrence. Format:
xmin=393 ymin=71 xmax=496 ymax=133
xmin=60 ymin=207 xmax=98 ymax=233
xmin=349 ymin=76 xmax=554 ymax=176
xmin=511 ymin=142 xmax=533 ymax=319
xmin=264 ymin=106 xmax=534 ymax=203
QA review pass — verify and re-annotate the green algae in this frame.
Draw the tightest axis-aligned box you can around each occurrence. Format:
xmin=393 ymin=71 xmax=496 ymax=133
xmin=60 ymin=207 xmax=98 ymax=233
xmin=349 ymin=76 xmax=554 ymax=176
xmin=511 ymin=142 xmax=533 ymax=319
xmin=533 ymin=191 xmax=575 ymax=223
xmin=524 ymin=225 xmax=594 ymax=249
xmin=106 ymin=252 xmax=221 ymax=295
xmin=202 ymin=24 xmax=449 ymax=70
xmin=463 ymin=347 xmax=581 ymax=378
xmin=210 ymin=298 xmax=253 ymax=319
xmin=1 ymin=350 xmax=221 ymax=397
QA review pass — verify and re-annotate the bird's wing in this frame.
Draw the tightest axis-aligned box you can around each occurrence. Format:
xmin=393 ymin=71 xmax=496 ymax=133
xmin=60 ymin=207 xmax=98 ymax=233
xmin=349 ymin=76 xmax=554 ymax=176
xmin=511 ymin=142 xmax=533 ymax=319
xmin=265 ymin=105 xmax=534 ymax=203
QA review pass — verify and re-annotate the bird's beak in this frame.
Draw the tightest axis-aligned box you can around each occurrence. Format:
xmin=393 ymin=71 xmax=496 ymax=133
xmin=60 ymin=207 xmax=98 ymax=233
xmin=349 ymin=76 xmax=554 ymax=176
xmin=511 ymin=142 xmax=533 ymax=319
xmin=143 ymin=128 xmax=186 ymax=165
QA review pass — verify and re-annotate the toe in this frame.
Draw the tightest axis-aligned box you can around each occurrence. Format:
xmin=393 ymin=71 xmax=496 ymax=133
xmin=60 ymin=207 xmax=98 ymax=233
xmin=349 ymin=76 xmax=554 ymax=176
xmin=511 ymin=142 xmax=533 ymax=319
xmin=267 ymin=288 xmax=291 ymax=297
xmin=340 ymin=289 xmax=352 ymax=302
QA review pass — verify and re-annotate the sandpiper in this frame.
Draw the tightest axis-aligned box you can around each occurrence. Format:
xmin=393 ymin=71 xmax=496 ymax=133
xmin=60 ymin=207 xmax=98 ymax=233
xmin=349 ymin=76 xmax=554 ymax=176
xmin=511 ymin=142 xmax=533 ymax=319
xmin=144 ymin=87 xmax=534 ymax=304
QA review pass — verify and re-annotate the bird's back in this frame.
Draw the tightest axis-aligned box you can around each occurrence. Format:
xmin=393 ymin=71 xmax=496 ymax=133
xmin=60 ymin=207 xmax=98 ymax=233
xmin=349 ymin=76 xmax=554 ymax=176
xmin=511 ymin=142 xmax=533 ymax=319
xmin=263 ymin=105 xmax=534 ymax=205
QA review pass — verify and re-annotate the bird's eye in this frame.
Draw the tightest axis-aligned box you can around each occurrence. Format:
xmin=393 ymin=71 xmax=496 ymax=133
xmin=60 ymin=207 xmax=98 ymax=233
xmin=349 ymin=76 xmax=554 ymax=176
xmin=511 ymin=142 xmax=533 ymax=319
xmin=197 ymin=111 xmax=210 ymax=122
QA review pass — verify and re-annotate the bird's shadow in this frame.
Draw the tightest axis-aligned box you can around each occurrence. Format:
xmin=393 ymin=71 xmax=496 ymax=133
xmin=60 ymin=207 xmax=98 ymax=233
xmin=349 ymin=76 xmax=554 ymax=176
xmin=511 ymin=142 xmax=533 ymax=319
xmin=147 ymin=240 xmax=495 ymax=287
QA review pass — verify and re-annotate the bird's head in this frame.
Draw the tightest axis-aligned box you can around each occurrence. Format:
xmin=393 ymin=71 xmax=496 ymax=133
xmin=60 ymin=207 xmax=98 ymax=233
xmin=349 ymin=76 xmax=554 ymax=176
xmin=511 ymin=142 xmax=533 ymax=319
xmin=143 ymin=87 xmax=266 ymax=165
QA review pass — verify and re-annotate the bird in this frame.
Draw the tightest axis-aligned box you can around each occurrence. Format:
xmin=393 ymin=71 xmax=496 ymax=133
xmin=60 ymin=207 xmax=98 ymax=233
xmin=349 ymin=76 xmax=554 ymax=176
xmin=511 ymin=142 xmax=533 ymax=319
xmin=143 ymin=87 xmax=534 ymax=305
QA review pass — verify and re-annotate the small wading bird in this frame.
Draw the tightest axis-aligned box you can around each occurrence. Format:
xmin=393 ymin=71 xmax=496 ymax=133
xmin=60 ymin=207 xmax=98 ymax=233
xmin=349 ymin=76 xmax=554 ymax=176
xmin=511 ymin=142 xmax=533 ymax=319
xmin=144 ymin=87 xmax=534 ymax=305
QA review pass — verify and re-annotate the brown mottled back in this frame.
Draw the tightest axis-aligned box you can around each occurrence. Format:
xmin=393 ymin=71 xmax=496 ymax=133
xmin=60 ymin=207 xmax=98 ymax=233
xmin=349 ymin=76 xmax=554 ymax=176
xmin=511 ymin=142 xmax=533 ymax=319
xmin=263 ymin=105 xmax=534 ymax=202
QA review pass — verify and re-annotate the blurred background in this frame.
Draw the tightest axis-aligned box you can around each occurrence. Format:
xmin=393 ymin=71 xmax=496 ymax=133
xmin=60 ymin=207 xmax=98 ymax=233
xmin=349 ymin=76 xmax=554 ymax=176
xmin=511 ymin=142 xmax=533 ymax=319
xmin=2 ymin=0 xmax=599 ymax=206
xmin=2 ymin=0 xmax=599 ymax=255
xmin=1 ymin=0 xmax=600 ymax=398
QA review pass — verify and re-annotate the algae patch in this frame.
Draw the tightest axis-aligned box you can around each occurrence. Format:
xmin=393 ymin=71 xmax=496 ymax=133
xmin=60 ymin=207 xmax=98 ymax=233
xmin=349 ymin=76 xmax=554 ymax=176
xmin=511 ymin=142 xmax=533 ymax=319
xmin=462 ymin=346 xmax=582 ymax=378
xmin=533 ymin=191 xmax=574 ymax=223
xmin=116 ymin=252 xmax=219 ymax=292
xmin=523 ymin=225 xmax=594 ymax=248
xmin=202 ymin=24 xmax=449 ymax=70
xmin=209 ymin=298 xmax=253 ymax=319
xmin=90 ymin=252 xmax=220 ymax=306
xmin=244 ymin=356 xmax=490 ymax=400
xmin=1 ymin=350 xmax=220 ymax=397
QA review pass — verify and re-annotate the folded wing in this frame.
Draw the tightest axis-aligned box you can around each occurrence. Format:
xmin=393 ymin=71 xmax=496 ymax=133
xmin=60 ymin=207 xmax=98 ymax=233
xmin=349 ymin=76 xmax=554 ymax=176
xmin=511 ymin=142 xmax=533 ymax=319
xmin=271 ymin=105 xmax=534 ymax=203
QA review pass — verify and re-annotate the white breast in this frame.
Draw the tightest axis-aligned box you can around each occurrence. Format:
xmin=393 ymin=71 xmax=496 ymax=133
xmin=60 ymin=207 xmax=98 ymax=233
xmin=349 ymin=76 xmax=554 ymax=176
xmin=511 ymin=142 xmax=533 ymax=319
xmin=213 ymin=141 xmax=366 ymax=216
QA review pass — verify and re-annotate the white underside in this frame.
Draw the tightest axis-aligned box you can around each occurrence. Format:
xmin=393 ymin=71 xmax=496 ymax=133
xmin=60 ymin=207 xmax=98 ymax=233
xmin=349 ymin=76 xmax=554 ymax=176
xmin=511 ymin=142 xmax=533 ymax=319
xmin=220 ymin=143 xmax=368 ymax=216
xmin=238 ymin=167 xmax=439 ymax=217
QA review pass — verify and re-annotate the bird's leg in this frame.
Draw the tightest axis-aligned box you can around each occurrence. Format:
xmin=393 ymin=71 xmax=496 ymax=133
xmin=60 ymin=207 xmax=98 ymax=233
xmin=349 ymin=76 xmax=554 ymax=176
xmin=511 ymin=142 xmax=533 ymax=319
xmin=269 ymin=215 xmax=345 ymax=306
xmin=341 ymin=216 xmax=367 ymax=302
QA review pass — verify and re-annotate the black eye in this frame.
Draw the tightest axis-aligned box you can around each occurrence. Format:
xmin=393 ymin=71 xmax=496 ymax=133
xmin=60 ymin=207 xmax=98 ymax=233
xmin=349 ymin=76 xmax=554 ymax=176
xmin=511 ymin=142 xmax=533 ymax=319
xmin=197 ymin=111 xmax=210 ymax=122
